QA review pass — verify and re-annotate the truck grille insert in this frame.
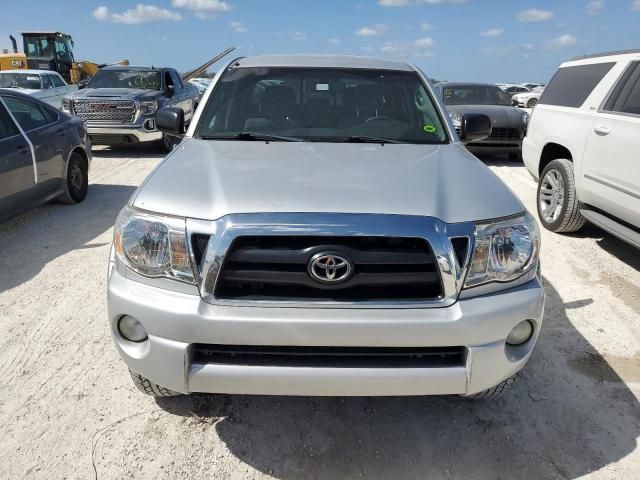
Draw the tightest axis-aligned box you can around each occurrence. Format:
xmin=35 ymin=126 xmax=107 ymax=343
xmin=489 ymin=127 xmax=522 ymax=139
xmin=191 ymin=345 xmax=467 ymax=368
xmin=213 ymin=236 xmax=443 ymax=302
xmin=73 ymin=99 xmax=136 ymax=123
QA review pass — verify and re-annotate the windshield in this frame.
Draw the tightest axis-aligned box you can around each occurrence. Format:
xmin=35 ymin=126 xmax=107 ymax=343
xmin=442 ymin=85 xmax=512 ymax=106
xmin=23 ymin=35 xmax=54 ymax=58
xmin=0 ymin=73 xmax=41 ymax=90
xmin=196 ymin=67 xmax=448 ymax=144
xmin=86 ymin=70 xmax=162 ymax=90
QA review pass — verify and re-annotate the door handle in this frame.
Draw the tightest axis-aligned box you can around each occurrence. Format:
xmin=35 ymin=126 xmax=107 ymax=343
xmin=57 ymin=129 xmax=66 ymax=136
xmin=594 ymin=125 xmax=611 ymax=136
xmin=17 ymin=145 xmax=29 ymax=155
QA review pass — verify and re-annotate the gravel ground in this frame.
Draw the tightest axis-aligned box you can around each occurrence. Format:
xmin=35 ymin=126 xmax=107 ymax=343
xmin=0 ymin=147 xmax=638 ymax=480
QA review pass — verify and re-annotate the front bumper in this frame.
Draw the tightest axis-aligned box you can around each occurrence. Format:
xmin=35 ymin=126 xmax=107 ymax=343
xmin=87 ymin=123 xmax=162 ymax=145
xmin=107 ymin=263 xmax=545 ymax=396
xmin=466 ymin=140 xmax=523 ymax=155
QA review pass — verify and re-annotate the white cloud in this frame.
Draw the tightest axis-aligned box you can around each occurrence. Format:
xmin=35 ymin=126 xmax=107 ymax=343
xmin=172 ymin=0 xmax=231 ymax=13
xmin=288 ymin=31 xmax=307 ymax=42
xmin=481 ymin=28 xmax=504 ymax=38
xmin=92 ymin=4 xmax=182 ymax=24
xmin=379 ymin=0 xmax=468 ymax=6
xmin=517 ymin=9 xmax=554 ymax=22
xmin=172 ymin=0 xmax=231 ymax=18
xmin=586 ymin=0 xmax=604 ymax=16
xmin=229 ymin=20 xmax=246 ymax=32
xmin=547 ymin=33 xmax=577 ymax=49
xmin=355 ymin=24 xmax=388 ymax=36
xmin=327 ymin=37 xmax=341 ymax=45
xmin=420 ymin=22 xmax=434 ymax=31
xmin=380 ymin=37 xmax=435 ymax=57
xmin=632 ymin=0 xmax=640 ymax=11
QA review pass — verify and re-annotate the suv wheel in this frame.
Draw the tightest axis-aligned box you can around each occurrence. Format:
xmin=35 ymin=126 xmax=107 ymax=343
xmin=527 ymin=98 xmax=538 ymax=108
xmin=537 ymin=158 xmax=586 ymax=233
xmin=464 ymin=376 xmax=517 ymax=400
xmin=58 ymin=151 xmax=88 ymax=204
xmin=158 ymin=133 xmax=175 ymax=154
xmin=129 ymin=369 xmax=181 ymax=397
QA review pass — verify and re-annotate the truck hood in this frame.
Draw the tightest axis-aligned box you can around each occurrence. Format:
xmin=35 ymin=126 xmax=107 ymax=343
xmin=132 ymin=139 xmax=524 ymax=224
xmin=68 ymin=88 xmax=159 ymax=100
xmin=446 ymin=105 xmax=525 ymax=128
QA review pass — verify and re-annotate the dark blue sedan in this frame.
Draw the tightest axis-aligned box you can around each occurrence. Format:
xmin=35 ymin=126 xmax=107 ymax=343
xmin=0 ymin=88 xmax=91 ymax=223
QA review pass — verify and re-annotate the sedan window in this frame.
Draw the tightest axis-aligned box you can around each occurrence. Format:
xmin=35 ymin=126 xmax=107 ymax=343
xmin=0 ymin=73 xmax=42 ymax=90
xmin=2 ymin=96 xmax=57 ymax=131
xmin=0 ymin=100 xmax=21 ymax=140
xmin=50 ymin=74 xmax=66 ymax=88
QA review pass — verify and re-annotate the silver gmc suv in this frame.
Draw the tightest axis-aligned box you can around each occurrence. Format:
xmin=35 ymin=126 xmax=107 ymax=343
xmin=107 ymin=55 xmax=544 ymax=399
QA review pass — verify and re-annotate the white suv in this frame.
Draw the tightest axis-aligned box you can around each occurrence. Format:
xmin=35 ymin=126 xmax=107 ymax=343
xmin=523 ymin=50 xmax=640 ymax=248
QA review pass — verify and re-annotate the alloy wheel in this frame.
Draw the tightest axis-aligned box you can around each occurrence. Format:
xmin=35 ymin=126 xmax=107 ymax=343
xmin=539 ymin=169 xmax=565 ymax=223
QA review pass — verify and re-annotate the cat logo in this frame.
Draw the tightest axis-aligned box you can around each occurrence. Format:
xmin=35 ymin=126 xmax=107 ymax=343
xmin=11 ymin=60 xmax=23 ymax=67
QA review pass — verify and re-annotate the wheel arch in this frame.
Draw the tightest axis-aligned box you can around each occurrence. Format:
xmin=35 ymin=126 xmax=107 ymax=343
xmin=539 ymin=143 xmax=572 ymax=177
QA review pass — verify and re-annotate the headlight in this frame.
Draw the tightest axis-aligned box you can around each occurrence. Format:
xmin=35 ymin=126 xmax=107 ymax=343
xmin=464 ymin=212 xmax=540 ymax=288
xmin=113 ymin=205 xmax=194 ymax=283
xmin=521 ymin=111 xmax=530 ymax=125
xmin=62 ymin=98 xmax=71 ymax=112
xmin=140 ymin=100 xmax=158 ymax=115
xmin=449 ymin=111 xmax=462 ymax=128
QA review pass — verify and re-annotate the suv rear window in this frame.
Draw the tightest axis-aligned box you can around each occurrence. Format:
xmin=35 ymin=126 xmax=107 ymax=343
xmin=603 ymin=62 xmax=640 ymax=115
xmin=539 ymin=62 xmax=615 ymax=108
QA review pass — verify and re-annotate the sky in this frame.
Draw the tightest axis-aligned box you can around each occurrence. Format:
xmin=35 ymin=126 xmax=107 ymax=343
xmin=1 ymin=0 xmax=639 ymax=83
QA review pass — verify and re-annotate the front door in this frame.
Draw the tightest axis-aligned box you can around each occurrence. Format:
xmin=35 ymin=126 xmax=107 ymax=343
xmin=579 ymin=60 xmax=640 ymax=227
xmin=0 ymin=98 xmax=37 ymax=218
xmin=2 ymin=95 xmax=66 ymax=198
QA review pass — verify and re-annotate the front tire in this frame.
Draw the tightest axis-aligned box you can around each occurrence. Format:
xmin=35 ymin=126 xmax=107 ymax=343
xmin=129 ymin=369 xmax=181 ymax=397
xmin=158 ymin=133 xmax=175 ymax=154
xmin=58 ymin=151 xmax=88 ymax=204
xmin=537 ymin=158 xmax=586 ymax=233
xmin=527 ymin=98 xmax=539 ymax=108
xmin=465 ymin=376 xmax=517 ymax=400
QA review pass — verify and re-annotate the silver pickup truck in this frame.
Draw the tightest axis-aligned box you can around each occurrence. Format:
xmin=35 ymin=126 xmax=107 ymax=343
xmin=108 ymin=54 xmax=544 ymax=400
xmin=63 ymin=65 xmax=199 ymax=152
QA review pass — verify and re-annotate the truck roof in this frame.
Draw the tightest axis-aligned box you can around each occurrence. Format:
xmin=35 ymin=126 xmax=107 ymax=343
xmin=233 ymin=54 xmax=414 ymax=72
xmin=100 ymin=65 xmax=171 ymax=71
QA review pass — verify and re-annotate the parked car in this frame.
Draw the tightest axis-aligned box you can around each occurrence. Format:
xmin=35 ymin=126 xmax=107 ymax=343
xmin=108 ymin=54 xmax=544 ymax=400
xmin=512 ymin=88 xmax=544 ymax=108
xmin=62 ymin=65 xmax=200 ymax=152
xmin=521 ymin=83 xmax=544 ymax=90
xmin=0 ymin=88 xmax=91 ymax=223
xmin=0 ymin=69 xmax=77 ymax=109
xmin=503 ymin=85 xmax=530 ymax=97
xmin=524 ymin=50 xmax=640 ymax=248
xmin=187 ymin=79 xmax=208 ymax=96
xmin=435 ymin=82 xmax=530 ymax=160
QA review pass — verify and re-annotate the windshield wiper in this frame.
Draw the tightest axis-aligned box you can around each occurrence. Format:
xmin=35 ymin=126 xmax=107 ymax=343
xmin=200 ymin=132 xmax=303 ymax=142
xmin=334 ymin=135 xmax=403 ymax=144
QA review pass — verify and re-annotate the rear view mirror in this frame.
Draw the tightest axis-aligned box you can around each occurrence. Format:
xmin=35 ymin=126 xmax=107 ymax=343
xmin=460 ymin=114 xmax=492 ymax=143
xmin=156 ymin=107 xmax=185 ymax=135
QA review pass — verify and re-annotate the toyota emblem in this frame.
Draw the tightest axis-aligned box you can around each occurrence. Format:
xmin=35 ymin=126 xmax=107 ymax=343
xmin=308 ymin=252 xmax=353 ymax=284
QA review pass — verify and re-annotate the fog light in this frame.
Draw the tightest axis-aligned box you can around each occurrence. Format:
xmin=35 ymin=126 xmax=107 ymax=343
xmin=118 ymin=316 xmax=148 ymax=342
xmin=506 ymin=320 xmax=534 ymax=346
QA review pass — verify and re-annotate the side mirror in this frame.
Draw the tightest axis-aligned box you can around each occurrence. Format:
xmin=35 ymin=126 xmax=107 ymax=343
xmin=460 ymin=113 xmax=492 ymax=143
xmin=166 ymin=84 xmax=175 ymax=97
xmin=77 ymin=78 xmax=90 ymax=90
xmin=156 ymin=107 xmax=184 ymax=135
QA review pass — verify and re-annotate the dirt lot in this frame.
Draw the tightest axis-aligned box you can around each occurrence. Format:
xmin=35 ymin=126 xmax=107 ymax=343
xmin=1 ymin=147 xmax=638 ymax=480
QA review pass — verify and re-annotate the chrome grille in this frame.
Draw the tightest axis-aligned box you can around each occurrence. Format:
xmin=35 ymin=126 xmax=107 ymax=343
xmin=73 ymin=99 xmax=136 ymax=123
xmin=212 ymin=236 xmax=444 ymax=302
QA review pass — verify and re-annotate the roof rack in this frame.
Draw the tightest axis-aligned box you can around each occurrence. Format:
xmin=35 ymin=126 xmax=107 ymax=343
xmin=571 ymin=49 xmax=640 ymax=61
